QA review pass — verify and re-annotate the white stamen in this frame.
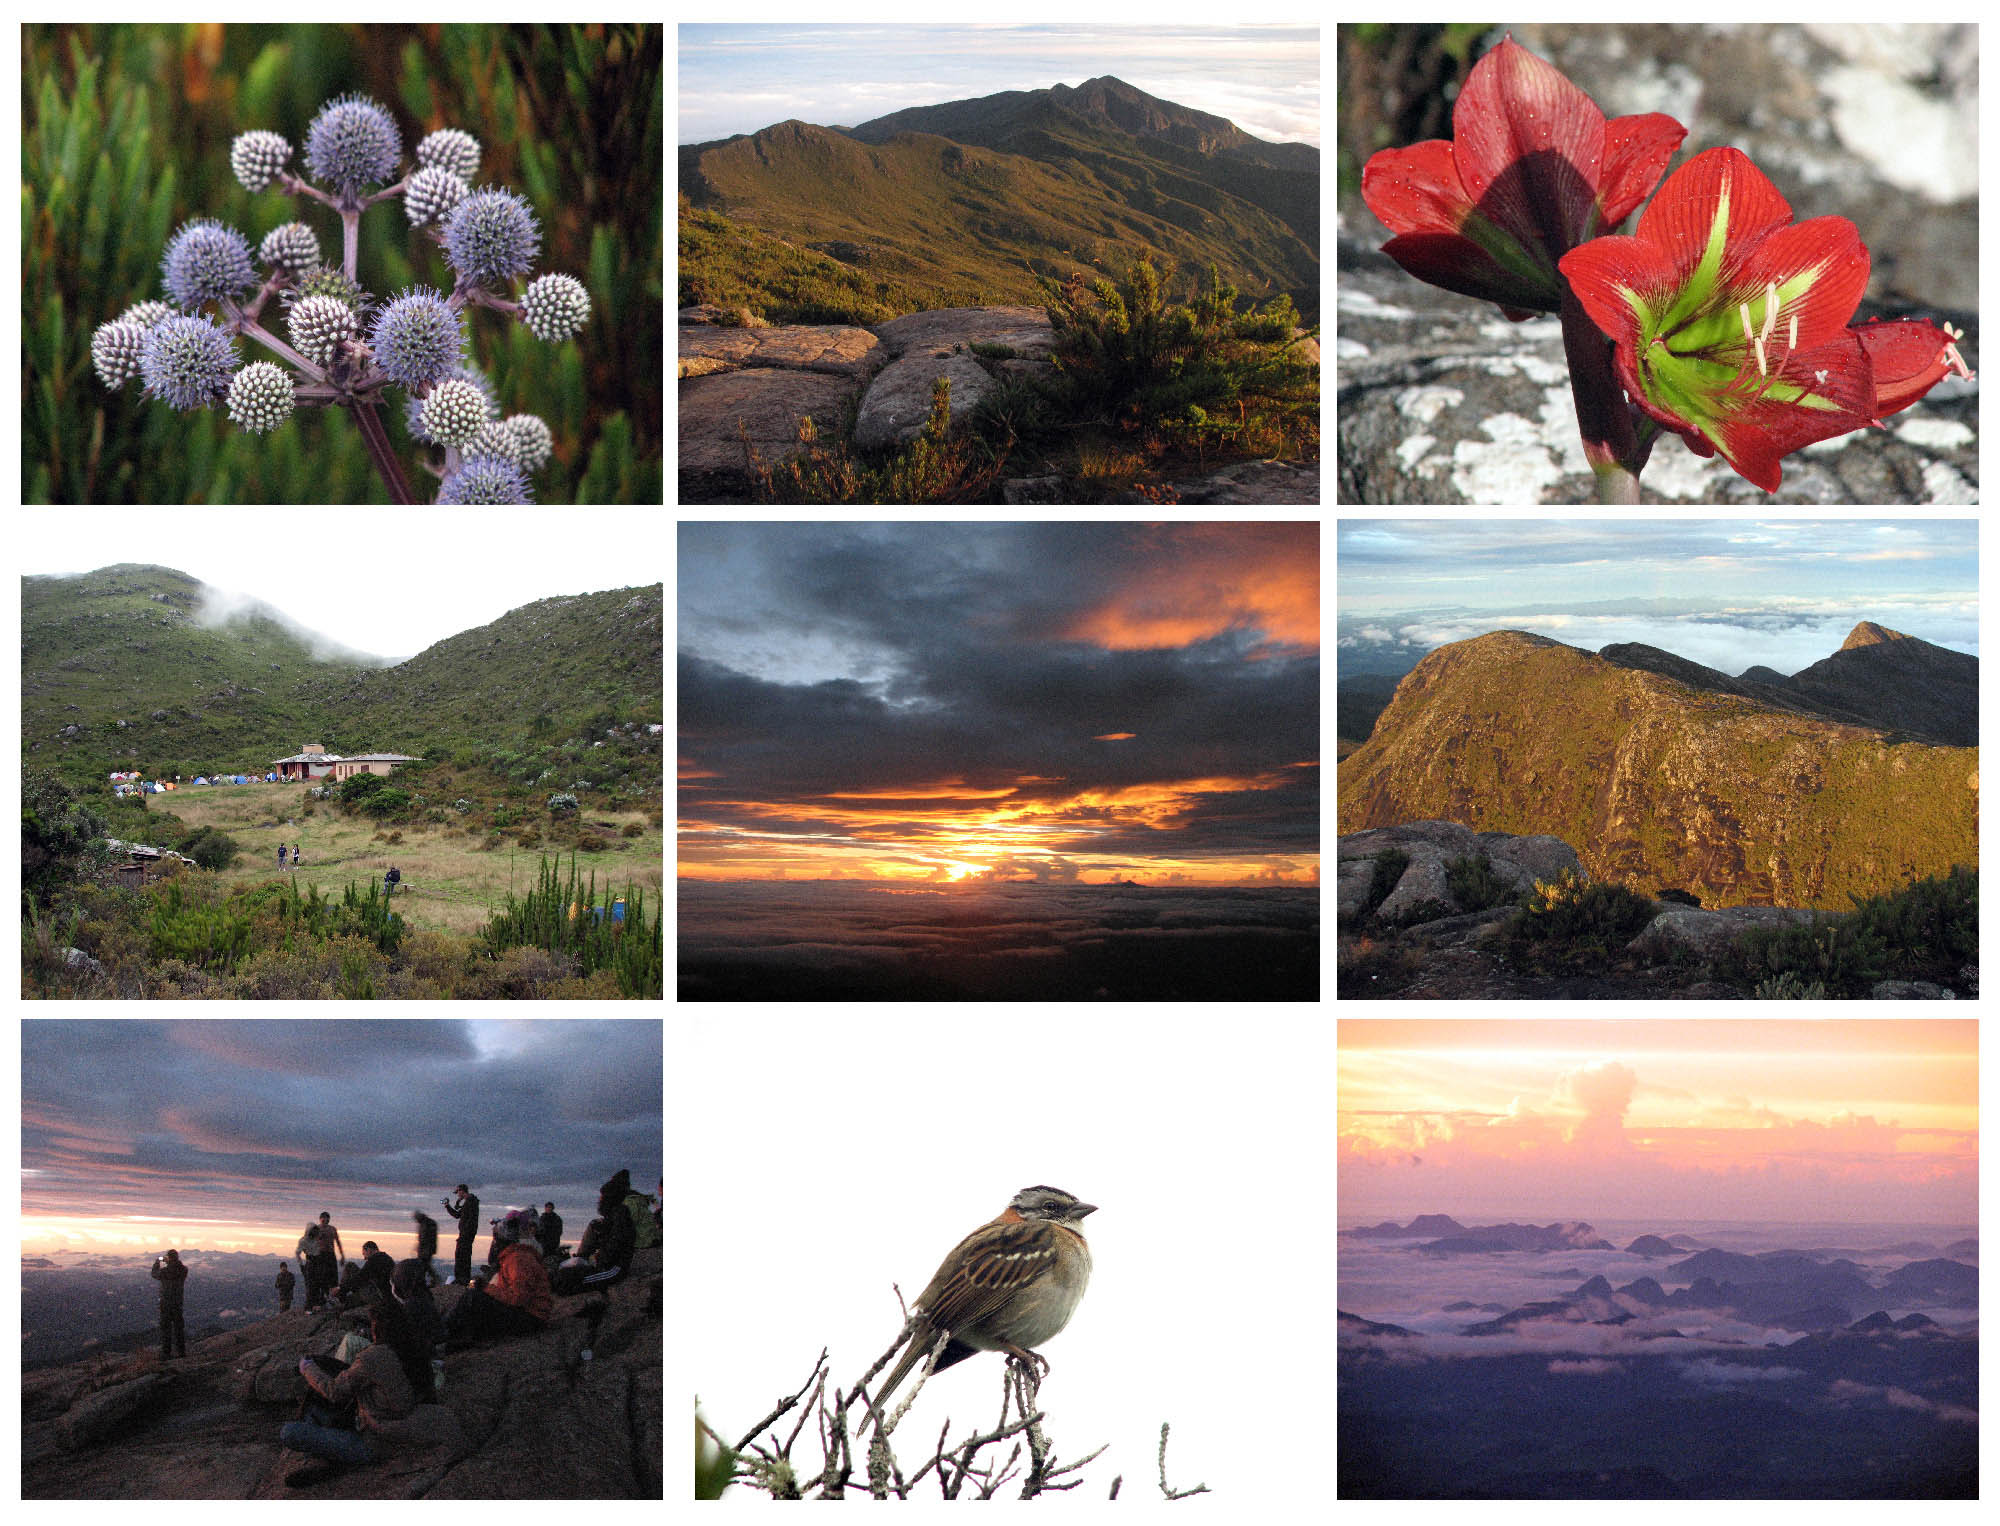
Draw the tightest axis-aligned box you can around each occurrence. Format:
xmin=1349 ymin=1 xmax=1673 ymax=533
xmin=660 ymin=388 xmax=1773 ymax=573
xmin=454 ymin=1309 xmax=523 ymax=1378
xmin=1815 ymin=369 xmax=1827 ymax=384
xmin=1754 ymin=336 xmax=1768 ymax=377
xmin=1760 ymin=283 xmax=1778 ymax=344
xmin=1788 ymin=313 xmax=1797 ymax=351
xmin=1739 ymin=303 xmax=1754 ymax=344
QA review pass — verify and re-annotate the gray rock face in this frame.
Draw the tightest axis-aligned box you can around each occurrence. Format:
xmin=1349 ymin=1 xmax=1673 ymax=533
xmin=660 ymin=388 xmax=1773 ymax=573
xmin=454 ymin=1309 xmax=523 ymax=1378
xmin=1625 ymin=904 xmax=1818 ymax=962
xmin=871 ymin=306 xmax=1055 ymax=359
xmin=1340 ymin=819 xmax=1587 ymax=924
xmin=57 ymin=1373 xmax=172 ymax=1452
xmin=852 ymin=353 xmax=995 ymax=451
xmin=678 ymin=369 xmax=857 ymax=496
xmin=678 ymin=324 xmax=882 ymax=380
xmin=1157 ymin=459 xmax=1318 ymax=504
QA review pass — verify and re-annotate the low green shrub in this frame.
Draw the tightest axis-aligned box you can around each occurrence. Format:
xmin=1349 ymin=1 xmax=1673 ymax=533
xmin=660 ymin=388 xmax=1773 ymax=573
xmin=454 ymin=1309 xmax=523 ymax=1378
xmin=1501 ymin=870 xmax=1656 ymax=974
xmin=1444 ymin=855 xmax=1520 ymax=913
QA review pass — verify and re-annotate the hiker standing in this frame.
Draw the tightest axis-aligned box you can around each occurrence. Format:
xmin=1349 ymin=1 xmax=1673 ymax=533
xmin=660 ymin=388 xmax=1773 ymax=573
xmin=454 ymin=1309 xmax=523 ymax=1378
xmin=384 ymin=865 xmax=401 ymax=897
xmin=537 ymin=1202 xmax=563 ymax=1260
xmin=278 ymin=842 xmax=288 ymax=868
xmin=152 ymin=1248 xmax=188 ymax=1359
xmin=412 ymin=1210 xmax=439 ymax=1284
xmin=296 ymin=1225 xmax=324 ymax=1309
xmin=276 ymin=1261 xmax=296 ymax=1311
xmin=445 ymin=1184 xmax=480 ymax=1284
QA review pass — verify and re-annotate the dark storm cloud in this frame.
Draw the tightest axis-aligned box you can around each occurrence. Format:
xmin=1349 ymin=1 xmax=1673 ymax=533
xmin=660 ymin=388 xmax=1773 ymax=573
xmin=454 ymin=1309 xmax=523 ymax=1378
xmin=678 ymin=524 xmax=1319 ymax=864
xmin=22 ymin=1020 xmax=663 ymax=1223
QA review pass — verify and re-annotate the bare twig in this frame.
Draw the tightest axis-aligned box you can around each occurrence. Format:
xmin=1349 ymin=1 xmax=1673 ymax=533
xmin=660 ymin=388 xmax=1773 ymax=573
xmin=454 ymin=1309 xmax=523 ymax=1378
xmin=1156 ymin=1420 xmax=1211 ymax=1499
xmin=731 ymin=1346 xmax=827 ymax=1453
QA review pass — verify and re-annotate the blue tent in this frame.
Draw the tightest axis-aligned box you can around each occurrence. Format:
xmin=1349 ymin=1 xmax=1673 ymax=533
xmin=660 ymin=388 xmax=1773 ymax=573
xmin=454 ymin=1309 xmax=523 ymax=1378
xmin=192 ymin=777 xmax=208 ymax=786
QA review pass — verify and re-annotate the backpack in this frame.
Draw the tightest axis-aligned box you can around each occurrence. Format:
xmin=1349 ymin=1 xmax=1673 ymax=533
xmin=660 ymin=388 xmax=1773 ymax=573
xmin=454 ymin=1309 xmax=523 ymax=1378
xmin=623 ymin=1192 xmax=660 ymax=1250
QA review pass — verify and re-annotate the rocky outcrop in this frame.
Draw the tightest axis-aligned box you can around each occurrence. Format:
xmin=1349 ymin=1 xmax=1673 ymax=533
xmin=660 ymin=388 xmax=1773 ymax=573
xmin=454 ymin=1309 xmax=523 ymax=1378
xmin=678 ymin=305 xmax=1055 ymax=500
xmin=23 ymin=1249 xmax=661 ymax=1499
xmin=1337 ymin=821 xmax=1976 ymax=1000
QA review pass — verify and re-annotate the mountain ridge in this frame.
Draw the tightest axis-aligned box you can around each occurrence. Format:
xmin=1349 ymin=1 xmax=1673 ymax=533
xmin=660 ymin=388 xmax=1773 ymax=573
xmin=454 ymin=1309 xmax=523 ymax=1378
xmin=680 ymin=75 xmax=1317 ymax=320
xmin=23 ymin=567 xmax=663 ymax=787
xmin=1336 ymin=626 xmax=1977 ymax=908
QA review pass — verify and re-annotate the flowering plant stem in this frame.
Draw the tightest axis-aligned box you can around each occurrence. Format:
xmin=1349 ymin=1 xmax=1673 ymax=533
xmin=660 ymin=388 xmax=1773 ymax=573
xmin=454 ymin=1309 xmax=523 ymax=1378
xmin=349 ymin=398 xmax=417 ymax=503
xmin=1560 ymin=287 xmax=1647 ymax=503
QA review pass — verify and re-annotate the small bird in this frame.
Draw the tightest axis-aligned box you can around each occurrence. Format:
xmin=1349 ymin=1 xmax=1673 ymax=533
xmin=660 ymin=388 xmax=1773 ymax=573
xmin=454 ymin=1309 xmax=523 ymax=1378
xmin=872 ymin=1185 xmax=1097 ymax=1419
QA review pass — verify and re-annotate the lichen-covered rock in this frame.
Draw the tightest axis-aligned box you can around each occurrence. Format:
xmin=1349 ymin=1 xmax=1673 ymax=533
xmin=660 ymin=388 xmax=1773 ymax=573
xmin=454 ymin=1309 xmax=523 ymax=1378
xmin=1625 ymin=904 xmax=1818 ymax=963
xmin=853 ymin=353 xmax=994 ymax=451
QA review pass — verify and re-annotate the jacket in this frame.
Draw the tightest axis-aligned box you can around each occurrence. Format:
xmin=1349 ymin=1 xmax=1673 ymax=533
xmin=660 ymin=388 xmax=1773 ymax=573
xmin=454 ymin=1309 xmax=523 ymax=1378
xmin=446 ymin=1192 xmax=480 ymax=1238
xmin=413 ymin=1212 xmax=438 ymax=1259
xmin=304 ymin=1339 xmax=417 ymax=1430
xmin=487 ymin=1239 xmax=553 ymax=1323
xmin=152 ymin=1257 xmax=188 ymax=1311
xmin=537 ymin=1210 xmax=563 ymax=1257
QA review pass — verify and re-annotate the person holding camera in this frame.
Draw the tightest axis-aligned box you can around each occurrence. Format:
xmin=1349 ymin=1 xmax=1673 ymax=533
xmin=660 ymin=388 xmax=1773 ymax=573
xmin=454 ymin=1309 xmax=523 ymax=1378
xmin=444 ymin=1184 xmax=480 ymax=1284
xmin=151 ymin=1248 xmax=188 ymax=1359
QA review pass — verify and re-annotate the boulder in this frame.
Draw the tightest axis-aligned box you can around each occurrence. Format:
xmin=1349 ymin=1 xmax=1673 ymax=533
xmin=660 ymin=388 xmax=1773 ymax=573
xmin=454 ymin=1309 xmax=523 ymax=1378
xmin=1476 ymin=832 xmax=1584 ymax=891
xmin=1625 ymin=904 xmax=1818 ymax=962
xmin=853 ymin=353 xmax=995 ymax=451
xmin=871 ymin=306 xmax=1055 ymax=360
xmin=679 ymin=369 xmax=857 ymax=497
xmin=678 ymin=323 xmax=882 ymax=378
xmin=1871 ymin=980 xmax=1955 ymax=1000
xmin=57 ymin=1373 xmax=173 ymax=1451
xmin=1151 ymin=459 xmax=1318 ymax=504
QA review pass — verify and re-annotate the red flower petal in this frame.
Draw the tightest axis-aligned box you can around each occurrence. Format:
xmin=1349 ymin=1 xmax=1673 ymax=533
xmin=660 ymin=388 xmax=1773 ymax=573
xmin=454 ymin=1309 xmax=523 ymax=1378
xmin=1855 ymin=318 xmax=1968 ymax=416
xmin=1632 ymin=147 xmax=1793 ymax=286
xmin=1726 ymin=216 xmax=1869 ymax=354
xmin=1707 ymin=335 xmax=1876 ymax=491
xmin=1453 ymin=37 xmax=1607 ymax=254
xmin=1379 ymin=232 xmax=1564 ymax=316
xmin=1361 ymin=139 xmax=1473 ymax=237
xmin=1558 ymin=233 xmax=1679 ymax=350
xmin=1597 ymin=113 xmax=1687 ymax=230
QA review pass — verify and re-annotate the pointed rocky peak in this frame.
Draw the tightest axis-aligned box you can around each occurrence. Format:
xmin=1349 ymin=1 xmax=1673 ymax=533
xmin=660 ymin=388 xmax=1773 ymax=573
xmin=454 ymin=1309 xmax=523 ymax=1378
xmin=1847 ymin=1309 xmax=1896 ymax=1333
xmin=1576 ymin=1274 xmax=1615 ymax=1299
xmin=1841 ymin=620 xmax=1911 ymax=651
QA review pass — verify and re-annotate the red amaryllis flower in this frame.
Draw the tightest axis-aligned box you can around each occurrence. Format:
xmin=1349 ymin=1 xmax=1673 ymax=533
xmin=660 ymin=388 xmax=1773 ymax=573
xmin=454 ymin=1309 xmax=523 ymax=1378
xmin=1854 ymin=317 xmax=1976 ymax=418
xmin=1559 ymin=146 xmax=1893 ymax=491
xmin=1362 ymin=37 xmax=1685 ymax=319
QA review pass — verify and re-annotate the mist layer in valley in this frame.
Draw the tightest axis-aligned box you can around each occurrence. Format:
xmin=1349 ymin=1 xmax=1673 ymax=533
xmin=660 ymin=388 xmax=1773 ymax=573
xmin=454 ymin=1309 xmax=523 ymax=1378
xmin=678 ymin=880 xmax=1318 ymax=1000
xmin=1338 ymin=1214 xmax=1977 ymax=1498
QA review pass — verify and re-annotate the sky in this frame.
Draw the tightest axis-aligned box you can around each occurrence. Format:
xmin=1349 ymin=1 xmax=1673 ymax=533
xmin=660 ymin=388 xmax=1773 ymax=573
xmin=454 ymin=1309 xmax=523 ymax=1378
xmin=688 ymin=1009 xmax=1329 ymax=1508
xmin=678 ymin=521 xmax=1319 ymax=887
xmin=1337 ymin=518 xmax=1978 ymax=676
xmin=679 ymin=22 xmax=1320 ymax=148
xmin=16 ymin=509 xmax=664 ymax=662
xmin=1338 ymin=1019 xmax=1978 ymax=1227
xmin=19 ymin=1019 xmax=663 ymax=1259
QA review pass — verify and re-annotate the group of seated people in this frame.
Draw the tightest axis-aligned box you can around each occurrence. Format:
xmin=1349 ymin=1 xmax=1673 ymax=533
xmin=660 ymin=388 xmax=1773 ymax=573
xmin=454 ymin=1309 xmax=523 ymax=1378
xmin=278 ymin=1168 xmax=655 ymax=1485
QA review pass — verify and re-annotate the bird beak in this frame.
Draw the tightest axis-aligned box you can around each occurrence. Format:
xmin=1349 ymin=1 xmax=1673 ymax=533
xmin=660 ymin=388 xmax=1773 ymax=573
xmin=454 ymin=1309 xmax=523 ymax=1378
xmin=1075 ymin=1202 xmax=1099 ymax=1218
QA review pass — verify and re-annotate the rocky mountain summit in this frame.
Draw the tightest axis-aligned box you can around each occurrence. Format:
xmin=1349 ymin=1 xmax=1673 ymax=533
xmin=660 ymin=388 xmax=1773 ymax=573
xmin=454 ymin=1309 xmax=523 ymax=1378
xmin=23 ymin=1250 xmax=661 ymax=1499
xmin=1338 ymin=628 xmax=1977 ymax=909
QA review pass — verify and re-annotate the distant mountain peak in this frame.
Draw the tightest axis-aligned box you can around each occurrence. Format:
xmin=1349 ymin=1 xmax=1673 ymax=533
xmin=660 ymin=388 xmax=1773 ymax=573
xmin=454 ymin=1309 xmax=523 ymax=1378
xmin=1841 ymin=620 xmax=1910 ymax=650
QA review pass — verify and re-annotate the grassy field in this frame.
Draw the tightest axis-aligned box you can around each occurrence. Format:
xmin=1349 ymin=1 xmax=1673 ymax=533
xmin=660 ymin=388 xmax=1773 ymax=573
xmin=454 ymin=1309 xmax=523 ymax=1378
xmin=150 ymin=782 xmax=663 ymax=935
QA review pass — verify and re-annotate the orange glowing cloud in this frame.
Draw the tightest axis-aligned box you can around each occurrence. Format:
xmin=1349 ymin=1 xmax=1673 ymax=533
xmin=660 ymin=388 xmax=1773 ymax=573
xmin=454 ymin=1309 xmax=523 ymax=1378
xmin=1059 ymin=522 xmax=1318 ymax=654
xmin=1093 ymin=732 xmax=1136 ymax=741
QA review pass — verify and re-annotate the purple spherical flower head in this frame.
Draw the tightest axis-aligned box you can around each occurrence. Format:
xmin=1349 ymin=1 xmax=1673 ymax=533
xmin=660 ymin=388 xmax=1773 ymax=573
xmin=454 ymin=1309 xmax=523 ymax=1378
xmin=161 ymin=219 xmax=256 ymax=310
xmin=436 ymin=453 xmax=533 ymax=505
xmin=140 ymin=314 xmax=240 ymax=411
xmin=305 ymin=94 xmax=402 ymax=192
xmin=369 ymin=287 xmax=465 ymax=388
xmin=443 ymin=188 xmax=541 ymax=288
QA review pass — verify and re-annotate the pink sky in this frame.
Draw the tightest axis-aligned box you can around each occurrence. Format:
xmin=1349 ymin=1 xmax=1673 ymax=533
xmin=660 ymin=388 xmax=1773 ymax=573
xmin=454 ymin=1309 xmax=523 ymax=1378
xmin=1338 ymin=1019 xmax=1977 ymax=1226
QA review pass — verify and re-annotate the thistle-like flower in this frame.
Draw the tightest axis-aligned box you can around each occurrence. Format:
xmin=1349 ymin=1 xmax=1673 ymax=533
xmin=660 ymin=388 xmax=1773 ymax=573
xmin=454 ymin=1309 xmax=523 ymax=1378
xmin=405 ymin=364 xmax=497 ymax=442
xmin=416 ymin=128 xmax=481 ymax=181
xmin=91 ymin=318 xmax=153 ymax=387
xmin=140 ymin=314 xmax=240 ymax=411
xmin=231 ymin=130 xmax=292 ymax=192
xmin=436 ymin=453 xmax=533 ymax=505
xmin=418 ymin=378 xmax=492 ymax=448
xmin=259 ymin=222 xmax=323 ymax=279
xmin=227 ymin=362 xmax=297 ymax=433
xmin=368 ymin=287 xmax=464 ymax=387
xmin=498 ymin=413 xmax=555 ymax=472
xmin=162 ymin=219 xmax=256 ymax=310
xmin=443 ymin=188 xmax=541 ymax=288
xmin=405 ymin=165 xmax=469 ymax=228
xmin=305 ymin=94 xmax=402 ymax=192
xmin=521 ymin=273 xmax=591 ymax=342
xmin=288 ymin=295 xmax=360 ymax=367
xmin=118 ymin=301 xmax=175 ymax=331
